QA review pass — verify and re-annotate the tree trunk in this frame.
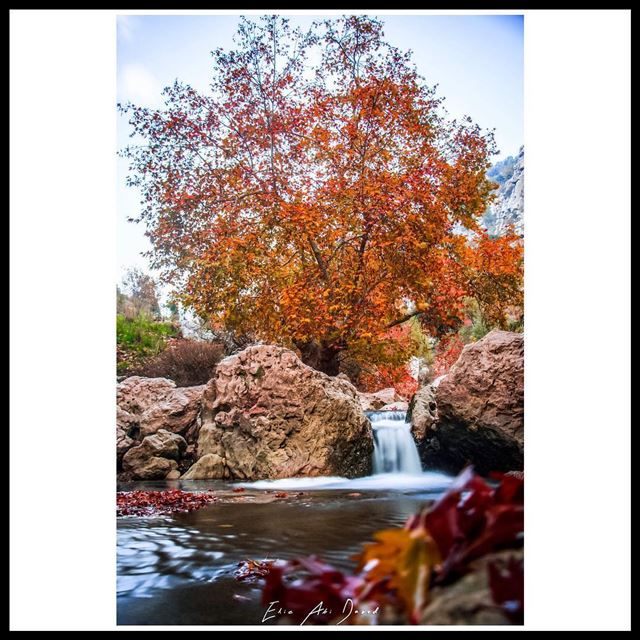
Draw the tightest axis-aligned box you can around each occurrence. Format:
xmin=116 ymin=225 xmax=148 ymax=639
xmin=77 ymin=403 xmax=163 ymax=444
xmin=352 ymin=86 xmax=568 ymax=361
xmin=296 ymin=340 xmax=342 ymax=376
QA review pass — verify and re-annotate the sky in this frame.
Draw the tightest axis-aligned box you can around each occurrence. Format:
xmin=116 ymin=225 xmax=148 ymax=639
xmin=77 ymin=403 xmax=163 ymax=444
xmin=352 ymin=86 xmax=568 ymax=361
xmin=117 ymin=14 xmax=523 ymax=282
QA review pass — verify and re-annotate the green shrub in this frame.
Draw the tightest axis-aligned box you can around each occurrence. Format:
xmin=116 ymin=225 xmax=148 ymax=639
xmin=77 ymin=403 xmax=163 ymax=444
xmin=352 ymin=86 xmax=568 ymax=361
xmin=458 ymin=298 xmax=491 ymax=343
xmin=116 ymin=313 xmax=179 ymax=375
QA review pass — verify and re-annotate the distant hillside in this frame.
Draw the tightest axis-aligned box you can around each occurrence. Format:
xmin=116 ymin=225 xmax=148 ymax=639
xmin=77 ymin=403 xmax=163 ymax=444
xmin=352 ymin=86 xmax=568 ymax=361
xmin=483 ymin=146 xmax=524 ymax=237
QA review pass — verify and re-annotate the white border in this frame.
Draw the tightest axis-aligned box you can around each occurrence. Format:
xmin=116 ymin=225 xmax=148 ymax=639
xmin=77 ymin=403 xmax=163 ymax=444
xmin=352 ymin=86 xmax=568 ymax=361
xmin=10 ymin=9 xmax=630 ymax=631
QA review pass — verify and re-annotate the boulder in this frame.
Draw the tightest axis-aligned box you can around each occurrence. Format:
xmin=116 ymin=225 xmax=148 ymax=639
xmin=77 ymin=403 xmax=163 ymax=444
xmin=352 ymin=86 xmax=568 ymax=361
xmin=358 ymin=387 xmax=404 ymax=412
xmin=122 ymin=429 xmax=187 ymax=480
xmin=408 ymin=384 xmax=438 ymax=443
xmin=182 ymin=453 xmax=225 ymax=480
xmin=116 ymin=376 xmax=176 ymax=415
xmin=116 ymin=407 xmax=137 ymax=464
xmin=418 ymin=331 xmax=524 ymax=475
xmin=139 ymin=385 xmax=205 ymax=438
xmin=116 ymin=377 xmax=206 ymax=472
xmin=185 ymin=345 xmax=373 ymax=480
xmin=420 ymin=549 xmax=523 ymax=625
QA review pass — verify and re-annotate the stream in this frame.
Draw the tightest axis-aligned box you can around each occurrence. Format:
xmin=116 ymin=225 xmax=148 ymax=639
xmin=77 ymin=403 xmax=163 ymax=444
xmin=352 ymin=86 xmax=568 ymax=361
xmin=117 ymin=411 xmax=454 ymax=625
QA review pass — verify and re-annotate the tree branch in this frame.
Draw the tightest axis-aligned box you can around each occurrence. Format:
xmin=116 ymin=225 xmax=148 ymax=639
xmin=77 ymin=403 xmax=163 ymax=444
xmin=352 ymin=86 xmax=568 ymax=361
xmin=386 ymin=309 xmax=423 ymax=329
xmin=307 ymin=236 xmax=328 ymax=280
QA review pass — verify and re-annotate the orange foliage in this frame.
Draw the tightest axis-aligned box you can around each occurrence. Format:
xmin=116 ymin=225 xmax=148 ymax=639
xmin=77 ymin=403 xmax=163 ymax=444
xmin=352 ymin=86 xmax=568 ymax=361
xmin=120 ymin=16 xmax=519 ymax=373
xmin=464 ymin=232 xmax=524 ymax=329
xmin=432 ymin=334 xmax=465 ymax=378
xmin=359 ymin=363 xmax=419 ymax=399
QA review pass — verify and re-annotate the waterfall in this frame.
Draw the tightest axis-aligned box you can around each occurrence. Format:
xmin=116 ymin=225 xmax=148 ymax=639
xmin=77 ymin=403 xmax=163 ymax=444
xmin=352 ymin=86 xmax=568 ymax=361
xmin=368 ymin=411 xmax=422 ymax=475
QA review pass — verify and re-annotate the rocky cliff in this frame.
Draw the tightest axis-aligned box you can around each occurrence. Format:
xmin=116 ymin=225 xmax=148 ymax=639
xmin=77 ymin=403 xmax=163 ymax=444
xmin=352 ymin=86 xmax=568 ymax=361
xmin=483 ymin=146 xmax=524 ymax=237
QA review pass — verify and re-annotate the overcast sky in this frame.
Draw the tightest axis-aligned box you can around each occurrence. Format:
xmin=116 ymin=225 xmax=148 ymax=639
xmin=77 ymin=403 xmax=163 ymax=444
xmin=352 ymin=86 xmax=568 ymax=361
xmin=117 ymin=14 xmax=524 ymax=281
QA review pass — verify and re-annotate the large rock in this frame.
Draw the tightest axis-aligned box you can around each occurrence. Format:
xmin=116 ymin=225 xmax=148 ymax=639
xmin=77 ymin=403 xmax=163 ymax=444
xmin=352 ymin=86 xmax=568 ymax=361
xmin=185 ymin=345 xmax=373 ymax=480
xmin=139 ymin=385 xmax=205 ymax=438
xmin=181 ymin=453 xmax=225 ymax=480
xmin=417 ymin=331 xmax=524 ymax=475
xmin=122 ymin=429 xmax=187 ymax=480
xmin=116 ymin=377 xmax=206 ymax=469
xmin=483 ymin=146 xmax=524 ymax=238
xmin=420 ymin=549 xmax=523 ymax=625
xmin=408 ymin=384 xmax=438 ymax=443
xmin=117 ymin=376 xmax=177 ymax=414
xmin=116 ymin=407 xmax=137 ymax=464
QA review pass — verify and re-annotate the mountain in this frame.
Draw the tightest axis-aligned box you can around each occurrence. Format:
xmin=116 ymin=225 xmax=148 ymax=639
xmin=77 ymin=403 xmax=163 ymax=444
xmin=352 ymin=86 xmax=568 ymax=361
xmin=482 ymin=146 xmax=524 ymax=237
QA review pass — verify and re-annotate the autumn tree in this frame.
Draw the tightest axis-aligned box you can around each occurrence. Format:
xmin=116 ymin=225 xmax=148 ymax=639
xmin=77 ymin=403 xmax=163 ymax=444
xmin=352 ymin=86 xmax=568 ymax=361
xmin=119 ymin=15 xmax=521 ymax=375
xmin=465 ymin=232 xmax=524 ymax=329
xmin=117 ymin=267 xmax=161 ymax=319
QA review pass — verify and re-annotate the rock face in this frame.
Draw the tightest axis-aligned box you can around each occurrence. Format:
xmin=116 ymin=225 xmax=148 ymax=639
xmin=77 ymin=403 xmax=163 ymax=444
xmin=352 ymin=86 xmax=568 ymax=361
xmin=414 ymin=331 xmax=524 ymax=475
xmin=483 ymin=147 xmax=524 ymax=237
xmin=117 ymin=376 xmax=177 ymax=415
xmin=408 ymin=384 xmax=438 ymax=443
xmin=358 ymin=387 xmax=405 ymax=412
xmin=122 ymin=429 xmax=187 ymax=480
xmin=185 ymin=345 xmax=373 ymax=480
xmin=116 ymin=376 xmax=205 ymax=475
xmin=139 ymin=385 xmax=205 ymax=438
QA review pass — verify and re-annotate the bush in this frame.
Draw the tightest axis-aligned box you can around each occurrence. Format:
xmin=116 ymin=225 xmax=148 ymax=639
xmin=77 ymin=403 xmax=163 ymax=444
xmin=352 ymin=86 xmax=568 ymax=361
xmin=135 ymin=339 xmax=225 ymax=386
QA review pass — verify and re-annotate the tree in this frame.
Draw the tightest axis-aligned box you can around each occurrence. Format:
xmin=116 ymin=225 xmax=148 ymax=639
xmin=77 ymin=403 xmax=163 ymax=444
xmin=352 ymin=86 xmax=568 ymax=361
xmin=464 ymin=232 xmax=524 ymax=329
xmin=120 ymin=15 xmax=520 ymax=375
xmin=117 ymin=267 xmax=161 ymax=319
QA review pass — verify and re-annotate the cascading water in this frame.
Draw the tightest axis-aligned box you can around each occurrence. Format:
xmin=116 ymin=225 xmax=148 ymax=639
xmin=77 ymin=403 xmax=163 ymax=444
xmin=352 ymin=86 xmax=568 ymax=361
xmin=368 ymin=411 xmax=422 ymax=475
xmin=241 ymin=410 xmax=452 ymax=492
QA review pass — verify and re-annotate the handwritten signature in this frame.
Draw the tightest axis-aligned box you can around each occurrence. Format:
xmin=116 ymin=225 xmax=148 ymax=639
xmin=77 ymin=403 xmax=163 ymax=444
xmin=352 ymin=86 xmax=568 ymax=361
xmin=262 ymin=599 xmax=379 ymax=625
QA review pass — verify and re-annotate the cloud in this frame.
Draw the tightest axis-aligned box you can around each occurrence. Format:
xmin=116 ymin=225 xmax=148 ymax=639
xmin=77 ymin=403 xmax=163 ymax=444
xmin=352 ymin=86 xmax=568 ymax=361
xmin=117 ymin=15 xmax=136 ymax=43
xmin=119 ymin=63 xmax=162 ymax=107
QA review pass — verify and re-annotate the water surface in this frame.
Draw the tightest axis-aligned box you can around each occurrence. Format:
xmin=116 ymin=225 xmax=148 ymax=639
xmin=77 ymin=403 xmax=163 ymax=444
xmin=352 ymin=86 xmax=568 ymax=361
xmin=117 ymin=474 xmax=451 ymax=626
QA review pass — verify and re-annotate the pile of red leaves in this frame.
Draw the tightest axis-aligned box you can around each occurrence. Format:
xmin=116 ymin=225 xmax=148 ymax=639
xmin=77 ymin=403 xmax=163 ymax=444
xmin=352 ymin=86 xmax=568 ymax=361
xmin=260 ymin=469 xmax=523 ymax=625
xmin=116 ymin=489 xmax=218 ymax=517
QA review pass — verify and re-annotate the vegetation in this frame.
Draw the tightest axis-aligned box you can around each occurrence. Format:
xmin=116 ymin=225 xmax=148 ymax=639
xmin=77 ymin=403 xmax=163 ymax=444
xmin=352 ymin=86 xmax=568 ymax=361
xmin=119 ymin=15 xmax=523 ymax=376
xmin=117 ymin=267 xmax=162 ymax=319
xmin=135 ymin=339 xmax=225 ymax=386
xmin=116 ymin=313 xmax=179 ymax=375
